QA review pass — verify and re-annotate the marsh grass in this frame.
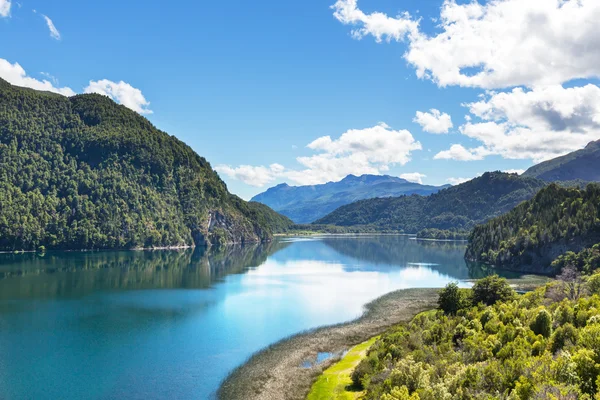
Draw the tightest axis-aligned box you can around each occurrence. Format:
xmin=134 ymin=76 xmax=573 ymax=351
xmin=217 ymin=288 xmax=440 ymax=400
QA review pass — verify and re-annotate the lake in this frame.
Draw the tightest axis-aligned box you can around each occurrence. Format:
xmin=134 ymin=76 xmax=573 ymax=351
xmin=0 ymin=235 xmax=481 ymax=399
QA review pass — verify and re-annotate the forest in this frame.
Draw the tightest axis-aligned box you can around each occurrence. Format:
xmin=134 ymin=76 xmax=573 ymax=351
xmin=0 ymin=78 xmax=291 ymax=251
xmin=351 ymin=273 xmax=600 ymax=400
xmin=466 ymin=183 xmax=600 ymax=272
xmin=315 ymin=172 xmax=546 ymax=234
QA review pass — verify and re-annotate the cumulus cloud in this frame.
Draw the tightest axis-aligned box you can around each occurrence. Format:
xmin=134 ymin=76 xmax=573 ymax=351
xmin=435 ymin=85 xmax=600 ymax=162
xmin=446 ymin=177 xmax=472 ymax=185
xmin=413 ymin=109 xmax=453 ymax=134
xmin=331 ymin=0 xmax=419 ymax=42
xmin=434 ymin=144 xmax=488 ymax=161
xmin=0 ymin=0 xmax=11 ymax=17
xmin=334 ymin=0 xmax=600 ymax=89
xmin=0 ymin=58 xmax=75 ymax=96
xmin=85 ymin=79 xmax=153 ymax=114
xmin=217 ymin=123 xmax=422 ymax=187
xmin=0 ymin=58 xmax=154 ymax=115
xmin=215 ymin=164 xmax=285 ymax=187
xmin=400 ymin=172 xmax=426 ymax=184
xmin=43 ymin=15 xmax=60 ymax=40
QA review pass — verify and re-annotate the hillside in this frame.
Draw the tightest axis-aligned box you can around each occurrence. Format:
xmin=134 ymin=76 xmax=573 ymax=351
xmin=466 ymin=183 xmax=600 ymax=273
xmin=0 ymin=78 xmax=291 ymax=251
xmin=315 ymin=172 xmax=546 ymax=233
xmin=251 ymin=174 xmax=448 ymax=223
xmin=523 ymin=139 xmax=600 ymax=182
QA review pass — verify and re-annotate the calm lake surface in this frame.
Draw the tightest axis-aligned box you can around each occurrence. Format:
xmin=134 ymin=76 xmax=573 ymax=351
xmin=0 ymin=236 xmax=496 ymax=399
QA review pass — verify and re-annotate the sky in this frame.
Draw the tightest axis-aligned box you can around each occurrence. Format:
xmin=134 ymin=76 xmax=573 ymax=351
xmin=1 ymin=0 xmax=600 ymax=200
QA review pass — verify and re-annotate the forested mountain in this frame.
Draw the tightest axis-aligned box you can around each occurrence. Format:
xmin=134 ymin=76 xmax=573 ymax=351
xmin=251 ymin=174 xmax=448 ymax=223
xmin=0 ymin=78 xmax=291 ymax=251
xmin=314 ymin=172 xmax=546 ymax=233
xmin=523 ymin=139 xmax=600 ymax=183
xmin=466 ymin=183 xmax=600 ymax=273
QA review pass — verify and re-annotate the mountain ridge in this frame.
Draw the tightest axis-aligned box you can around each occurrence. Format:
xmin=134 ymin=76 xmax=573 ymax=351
xmin=251 ymin=174 xmax=449 ymax=223
xmin=523 ymin=139 xmax=600 ymax=182
xmin=0 ymin=78 xmax=291 ymax=251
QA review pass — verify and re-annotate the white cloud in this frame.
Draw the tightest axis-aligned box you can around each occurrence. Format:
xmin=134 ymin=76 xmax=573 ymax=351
xmin=84 ymin=79 xmax=153 ymax=114
xmin=448 ymin=84 xmax=600 ymax=162
xmin=400 ymin=172 xmax=426 ymax=184
xmin=0 ymin=58 xmax=75 ymax=96
xmin=446 ymin=177 xmax=471 ymax=185
xmin=0 ymin=0 xmax=11 ymax=17
xmin=215 ymin=164 xmax=285 ymax=187
xmin=504 ymin=169 xmax=525 ymax=175
xmin=331 ymin=0 xmax=419 ymax=43
xmin=413 ymin=109 xmax=453 ymax=134
xmin=43 ymin=15 xmax=60 ymax=40
xmin=334 ymin=0 xmax=600 ymax=89
xmin=217 ymin=123 xmax=422 ymax=187
xmin=434 ymin=144 xmax=488 ymax=161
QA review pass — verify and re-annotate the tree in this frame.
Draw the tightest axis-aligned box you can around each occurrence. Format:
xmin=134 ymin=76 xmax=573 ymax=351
xmin=438 ymin=282 xmax=469 ymax=315
xmin=531 ymin=309 xmax=553 ymax=338
xmin=472 ymin=275 xmax=515 ymax=306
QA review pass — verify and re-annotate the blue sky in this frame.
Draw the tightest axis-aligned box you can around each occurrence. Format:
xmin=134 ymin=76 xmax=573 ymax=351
xmin=2 ymin=0 xmax=599 ymax=199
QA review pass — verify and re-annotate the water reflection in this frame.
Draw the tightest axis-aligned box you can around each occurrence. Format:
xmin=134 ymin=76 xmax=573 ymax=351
xmin=0 ymin=241 xmax=289 ymax=299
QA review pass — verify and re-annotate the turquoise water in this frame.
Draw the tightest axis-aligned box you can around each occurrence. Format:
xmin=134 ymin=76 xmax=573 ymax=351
xmin=0 ymin=236 xmax=481 ymax=399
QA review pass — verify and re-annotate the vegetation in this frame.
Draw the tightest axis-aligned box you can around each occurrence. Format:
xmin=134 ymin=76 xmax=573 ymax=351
xmin=251 ymin=174 xmax=447 ymax=224
xmin=350 ymin=273 xmax=600 ymax=400
xmin=0 ymin=78 xmax=291 ymax=251
xmin=315 ymin=172 xmax=546 ymax=234
xmin=466 ymin=183 xmax=600 ymax=272
xmin=307 ymin=337 xmax=379 ymax=400
xmin=417 ymin=229 xmax=470 ymax=240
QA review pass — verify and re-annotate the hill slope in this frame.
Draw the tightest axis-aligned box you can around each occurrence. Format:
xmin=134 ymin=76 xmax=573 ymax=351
xmin=523 ymin=139 xmax=600 ymax=182
xmin=315 ymin=172 xmax=546 ymax=233
xmin=251 ymin=174 xmax=448 ymax=223
xmin=465 ymin=183 xmax=600 ymax=273
xmin=0 ymin=78 xmax=291 ymax=251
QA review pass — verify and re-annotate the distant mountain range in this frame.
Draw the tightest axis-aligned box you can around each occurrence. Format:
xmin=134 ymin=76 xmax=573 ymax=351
xmin=315 ymin=172 xmax=546 ymax=233
xmin=523 ymin=139 xmax=600 ymax=182
xmin=251 ymin=174 xmax=450 ymax=223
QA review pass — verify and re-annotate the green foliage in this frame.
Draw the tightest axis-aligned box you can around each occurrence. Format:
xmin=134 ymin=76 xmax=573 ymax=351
xmin=472 ymin=275 xmax=515 ymax=306
xmin=0 ymin=79 xmax=291 ymax=250
xmin=438 ymin=282 xmax=470 ymax=315
xmin=417 ymin=229 xmax=470 ymax=240
xmin=352 ymin=277 xmax=600 ymax=400
xmin=530 ymin=309 xmax=553 ymax=338
xmin=315 ymin=172 xmax=546 ymax=233
xmin=553 ymin=244 xmax=600 ymax=275
xmin=466 ymin=183 xmax=600 ymax=271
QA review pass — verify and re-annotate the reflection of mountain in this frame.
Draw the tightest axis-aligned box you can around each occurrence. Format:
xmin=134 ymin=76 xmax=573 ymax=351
xmin=288 ymin=236 xmax=472 ymax=279
xmin=0 ymin=241 xmax=289 ymax=299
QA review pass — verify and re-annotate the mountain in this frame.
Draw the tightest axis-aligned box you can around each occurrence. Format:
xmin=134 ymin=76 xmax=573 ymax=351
xmin=315 ymin=172 xmax=546 ymax=233
xmin=465 ymin=183 xmax=600 ymax=273
xmin=251 ymin=174 xmax=449 ymax=223
xmin=0 ymin=78 xmax=291 ymax=251
xmin=523 ymin=139 xmax=600 ymax=182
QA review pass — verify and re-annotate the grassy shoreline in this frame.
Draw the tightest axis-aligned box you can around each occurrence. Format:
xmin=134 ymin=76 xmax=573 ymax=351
xmin=217 ymin=288 xmax=440 ymax=400
xmin=216 ymin=274 xmax=551 ymax=400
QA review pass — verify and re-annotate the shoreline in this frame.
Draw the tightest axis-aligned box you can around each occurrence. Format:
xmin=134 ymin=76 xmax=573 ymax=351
xmin=217 ymin=274 xmax=550 ymax=400
xmin=217 ymin=288 xmax=440 ymax=400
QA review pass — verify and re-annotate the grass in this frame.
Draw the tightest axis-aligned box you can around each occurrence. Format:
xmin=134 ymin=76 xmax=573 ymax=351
xmin=306 ymin=336 xmax=378 ymax=400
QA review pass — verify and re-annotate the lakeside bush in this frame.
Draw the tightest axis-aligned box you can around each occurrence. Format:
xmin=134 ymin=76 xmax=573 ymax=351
xmin=352 ymin=272 xmax=600 ymax=399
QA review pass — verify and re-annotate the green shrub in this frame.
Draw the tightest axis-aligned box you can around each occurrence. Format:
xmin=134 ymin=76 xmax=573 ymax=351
xmin=531 ymin=309 xmax=553 ymax=338
xmin=472 ymin=275 xmax=515 ymax=306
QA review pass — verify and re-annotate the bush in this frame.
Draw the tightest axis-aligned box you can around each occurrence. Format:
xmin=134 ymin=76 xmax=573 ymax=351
xmin=438 ymin=283 xmax=470 ymax=315
xmin=472 ymin=275 xmax=515 ymax=306
xmin=531 ymin=309 xmax=553 ymax=338
xmin=588 ymin=272 xmax=600 ymax=295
